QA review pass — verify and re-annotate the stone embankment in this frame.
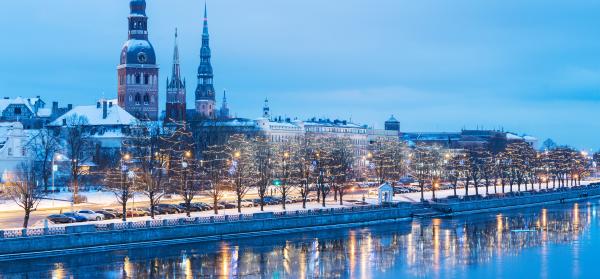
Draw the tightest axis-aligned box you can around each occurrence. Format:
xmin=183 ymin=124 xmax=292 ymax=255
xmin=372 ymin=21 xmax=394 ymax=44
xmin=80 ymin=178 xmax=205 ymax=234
xmin=0 ymin=204 xmax=414 ymax=260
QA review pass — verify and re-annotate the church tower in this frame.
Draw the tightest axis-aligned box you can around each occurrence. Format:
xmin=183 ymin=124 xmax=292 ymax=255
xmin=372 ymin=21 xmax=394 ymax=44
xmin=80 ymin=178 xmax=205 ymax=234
xmin=218 ymin=90 xmax=230 ymax=119
xmin=117 ymin=0 xmax=159 ymax=121
xmin=165 ymin=29 xmax=187 ymax=123
xmin=195 ymin=4 xmax=216 ymax=119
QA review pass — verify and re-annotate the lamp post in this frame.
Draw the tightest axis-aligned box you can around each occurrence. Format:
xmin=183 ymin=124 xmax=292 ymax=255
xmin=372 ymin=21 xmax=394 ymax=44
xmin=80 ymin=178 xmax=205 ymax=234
xmin=51 ymin=154 xmax=62 ymax=193
xmin=121 ymin=153 xmax=130 ymax=221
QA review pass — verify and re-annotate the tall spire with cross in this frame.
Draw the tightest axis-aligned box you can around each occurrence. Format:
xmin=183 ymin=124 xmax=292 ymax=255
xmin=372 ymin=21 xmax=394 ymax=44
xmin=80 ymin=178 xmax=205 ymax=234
xmin=165 ymin=28 xmax=187 ymax=123
xmin=195 ymin=2 xmax=216 ymax=119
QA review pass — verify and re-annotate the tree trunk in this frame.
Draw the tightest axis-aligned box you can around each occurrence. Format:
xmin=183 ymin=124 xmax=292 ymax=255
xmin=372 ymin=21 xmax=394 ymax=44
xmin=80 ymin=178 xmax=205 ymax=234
xmin=339 ymin=189 xmax=344 ymax=205
xmin=237 ymin=196 xmax=242 ymax=213
xmin=213 ymin=198 xmax=218 ymax=215
xmin=23 ymin=210 xmax=30 ymax=229
xmin=122 ymin=200 xmax=127 ymax=221
xmin=420 ymin=182 xmax=424 ymax=202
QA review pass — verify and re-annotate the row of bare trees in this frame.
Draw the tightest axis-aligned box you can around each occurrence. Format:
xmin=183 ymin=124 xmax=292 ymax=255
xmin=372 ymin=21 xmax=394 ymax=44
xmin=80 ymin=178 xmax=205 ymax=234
xmin=408 ymin=142 xmax=591 ymax=201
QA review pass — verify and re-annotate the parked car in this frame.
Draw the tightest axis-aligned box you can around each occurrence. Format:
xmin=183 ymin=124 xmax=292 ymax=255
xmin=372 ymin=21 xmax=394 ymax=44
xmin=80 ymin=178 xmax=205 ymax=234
xmin=156 ymin=204 xmax=182 ymax=214
xmin=94 ymin=210 xmax=117 ymax=220
xmin=62 ymin=212 xmax=88 ymax=222
xmin=150 ymin=206 xmax=169 ymax=215
xmin=102 ymin=208 xmax=123 ymax=218
xmin=76 ymin=210 xmax=104 ymax=221
xmin=240 ymin=200 xmax=255 ymax=208
xmin=178 ymin=203 xmax=203 ymax=212
xmin=126 ymin=208 xmax=149 ymax=217
xmin=47 ymin=214 xmax=76 ymax=224
xmin=218 ymin=201 xmax=236 ymax=209
xmin=198 ymin=202 xmax=213 ymax=210
xmin=193 ymin=202 xmax=212 ymax=210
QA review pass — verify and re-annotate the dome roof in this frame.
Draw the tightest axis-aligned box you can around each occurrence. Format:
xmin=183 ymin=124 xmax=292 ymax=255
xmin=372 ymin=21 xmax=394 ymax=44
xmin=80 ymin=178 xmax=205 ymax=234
xmin=385 ymin=115 xmax=399 ymax=123
xmin=120 ymin=39 xmax=156 ymax=65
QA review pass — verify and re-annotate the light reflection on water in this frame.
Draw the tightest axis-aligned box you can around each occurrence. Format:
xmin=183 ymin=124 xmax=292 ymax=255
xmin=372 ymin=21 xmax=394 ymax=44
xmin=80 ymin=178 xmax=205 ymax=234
xmin=0 ymin=201 xmax=597 ymax=279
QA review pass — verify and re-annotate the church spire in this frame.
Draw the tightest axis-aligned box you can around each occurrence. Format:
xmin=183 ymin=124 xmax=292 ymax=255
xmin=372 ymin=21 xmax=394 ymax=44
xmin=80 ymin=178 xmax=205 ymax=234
xmin=195 ymin=2 xmax=216 ymax=118
xmin=203 ymin=2 xmax=209 ymax=36
xmin=172 ymin=28 xmax=181 ymax=80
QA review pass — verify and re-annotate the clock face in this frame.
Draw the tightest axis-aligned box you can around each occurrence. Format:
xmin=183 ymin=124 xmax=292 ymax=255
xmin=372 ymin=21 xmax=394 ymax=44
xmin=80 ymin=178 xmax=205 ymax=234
xmin=137 ymin=52 xmax=147 ymax=63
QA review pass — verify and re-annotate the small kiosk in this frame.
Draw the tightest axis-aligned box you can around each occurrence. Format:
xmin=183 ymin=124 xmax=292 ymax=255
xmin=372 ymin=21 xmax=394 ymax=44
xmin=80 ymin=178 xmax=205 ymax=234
xmin=378 ymin=183 xmax=393 ymax=204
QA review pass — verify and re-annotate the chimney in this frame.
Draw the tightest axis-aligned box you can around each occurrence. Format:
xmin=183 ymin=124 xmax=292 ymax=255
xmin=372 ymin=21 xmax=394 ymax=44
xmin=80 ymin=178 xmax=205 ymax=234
xmin=3 ymin=97 xmax=9 ymax=100
xmin=108 ymin=101 xmax=113 ymax=108
xmin=62 ymin=118 xmax=67 ymax=126
xmin=67 ymin=104 xmax=73 ymax=110
xmin=102 ymin=100 xmax=108 ymax=119
xmin=97 ymin=102 xmax=101 ymax=109
xmin=52 ymin=102 xmax=58 ymax=114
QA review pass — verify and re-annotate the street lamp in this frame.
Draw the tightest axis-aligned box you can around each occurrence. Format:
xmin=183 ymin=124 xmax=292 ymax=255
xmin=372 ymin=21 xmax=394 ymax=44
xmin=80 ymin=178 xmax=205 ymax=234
xmin=52 ymin=153 xmax=62 ymax=193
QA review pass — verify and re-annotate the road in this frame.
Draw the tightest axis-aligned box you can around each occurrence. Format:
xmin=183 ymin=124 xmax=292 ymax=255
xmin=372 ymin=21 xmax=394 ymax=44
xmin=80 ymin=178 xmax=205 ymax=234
xmin=0 ymin=189 xmax=373 ymax=229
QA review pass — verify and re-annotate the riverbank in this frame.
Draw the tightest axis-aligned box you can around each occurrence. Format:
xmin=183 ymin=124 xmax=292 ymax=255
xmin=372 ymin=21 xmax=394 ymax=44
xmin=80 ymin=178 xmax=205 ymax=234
xmin=0 ymin=204 xmax=414 ymax=261
xmin=2 ymin=184 xmax=600 ymax=261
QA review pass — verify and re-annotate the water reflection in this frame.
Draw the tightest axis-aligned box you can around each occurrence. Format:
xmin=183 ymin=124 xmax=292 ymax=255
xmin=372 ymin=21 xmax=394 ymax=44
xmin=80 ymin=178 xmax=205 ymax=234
xmin=0 ymin=201 xmax=597 ymax=278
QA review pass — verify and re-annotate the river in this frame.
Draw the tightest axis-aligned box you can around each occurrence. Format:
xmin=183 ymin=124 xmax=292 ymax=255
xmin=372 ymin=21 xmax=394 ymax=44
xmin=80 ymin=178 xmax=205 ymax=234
xmin=0 ymin=200 xmax=597 ymax=278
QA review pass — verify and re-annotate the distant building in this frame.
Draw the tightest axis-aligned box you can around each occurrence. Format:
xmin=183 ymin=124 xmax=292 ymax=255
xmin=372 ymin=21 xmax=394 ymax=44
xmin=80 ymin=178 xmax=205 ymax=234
xmin=0 ymin=96 xmax=70 ymax=129
xmin=402 ymin=129 xmax=537 ymax=152
xmin=0 ymin=122 xmax=29 ymax=185
xmin=117 ymin=0 xmax=159 ymax=121
xmin=48 ymin=100 xmax=138 ymax=160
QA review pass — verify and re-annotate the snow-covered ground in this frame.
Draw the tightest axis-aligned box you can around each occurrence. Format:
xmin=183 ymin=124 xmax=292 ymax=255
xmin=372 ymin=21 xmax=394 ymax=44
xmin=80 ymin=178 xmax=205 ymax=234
xmin=1 ymin=179 xmax=598 ymax=229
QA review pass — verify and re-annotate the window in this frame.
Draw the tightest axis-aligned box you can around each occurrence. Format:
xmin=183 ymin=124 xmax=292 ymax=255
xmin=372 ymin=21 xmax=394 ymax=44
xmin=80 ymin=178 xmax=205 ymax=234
xmin=135 ymin=93 xmax=141 ymax=105
xmin=135 ymin=74 xmax=141 ymax=84
xmin=144 ymin=74 xmax=149 ymax=85
xmin=143 ymin=94 xmax=149 ymax=105
xmin=14 ymin=107 xmax=21 ymax=115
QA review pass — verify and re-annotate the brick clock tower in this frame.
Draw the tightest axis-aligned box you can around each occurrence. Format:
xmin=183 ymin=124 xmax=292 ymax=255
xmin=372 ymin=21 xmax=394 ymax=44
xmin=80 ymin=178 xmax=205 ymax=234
xmin=117 ymin=0 xmax=159 ymax=121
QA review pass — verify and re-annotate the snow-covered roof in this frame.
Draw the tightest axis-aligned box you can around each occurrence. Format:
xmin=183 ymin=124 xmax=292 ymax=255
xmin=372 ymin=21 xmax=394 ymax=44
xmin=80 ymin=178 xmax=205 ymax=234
xmin=304 ymin=121 xmax=364 ymax=129
xmin=36 ymin=108 xmax=52 ymax=117
xmin=523 ymin=135 xmax=537 ymax=141
xmin=49 ymin=104 xmax=137 ymax=127
xmin=506 ymin=133 xmax=523 ymax=140
xmin=199 ymin=118 xmax=257 ymax=127
xmin=0 ymin=97 xmax=34 ymax=113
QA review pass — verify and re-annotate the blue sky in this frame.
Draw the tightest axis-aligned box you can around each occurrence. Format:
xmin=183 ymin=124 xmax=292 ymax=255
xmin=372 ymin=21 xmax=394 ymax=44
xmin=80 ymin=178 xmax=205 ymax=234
xmin=1 ymin=0 xmax=599 ymax=149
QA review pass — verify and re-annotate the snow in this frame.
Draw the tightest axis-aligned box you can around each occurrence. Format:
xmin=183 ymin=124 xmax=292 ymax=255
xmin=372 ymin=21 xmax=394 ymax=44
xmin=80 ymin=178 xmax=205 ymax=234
xmin=36 ymin=108 xmax=52 ymax=117
xmin=0 ymin=97 xmax=34 ymax=114
xmin=506 ymin=133 xmax=523 ymax=140
xmin=48 ymin=104 xmax=137 ymax=127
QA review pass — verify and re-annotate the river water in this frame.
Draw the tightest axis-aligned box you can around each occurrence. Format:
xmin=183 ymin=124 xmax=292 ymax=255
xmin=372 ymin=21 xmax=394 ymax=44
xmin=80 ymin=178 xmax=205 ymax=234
xmin=0 ymin=200 xmax=598 ymax=279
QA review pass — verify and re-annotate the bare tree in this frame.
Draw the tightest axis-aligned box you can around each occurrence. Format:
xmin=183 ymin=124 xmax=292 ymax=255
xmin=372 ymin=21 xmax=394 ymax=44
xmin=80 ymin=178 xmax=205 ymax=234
xmin=254 ymin=136 xmax=274 ymax=211
xmin=63 ymin=114 xmax=91 ymax=203
xmin=169 ymin=123 xmax=197 ymax=217
xmin=202 ymin=144 xmax=227 ymax=214
xmin=329 ymin=137 xmax=355 ymax=205
xmin=289 ymin=136 xmax=315 ymax=209
xmin=126 ymin=122 xmax=171 ymax=219
xmin=7 ymin=163 xmax=46 ymax=228
xmin=104 ymin=156 xmax=135 ymax=221
xmin=225 ymin=134 xmax=257 ymax=213
xmin=274 ymin=142 xmax=295 ymax=209
xmin=313 ymin=137 xmax=334 ymax=207
xmin=409 ymin=144 xmax=441 ymax=201
xmin=26 ymin=129 xmax=60 ymax=192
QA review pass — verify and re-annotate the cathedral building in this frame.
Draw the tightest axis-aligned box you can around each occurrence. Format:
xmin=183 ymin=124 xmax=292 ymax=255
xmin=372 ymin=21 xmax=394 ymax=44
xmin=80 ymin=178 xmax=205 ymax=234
xmin=194 ymin=4 xmax=217 ymax=119
xmin=117 ymin=0 xmax=159 ymax=121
